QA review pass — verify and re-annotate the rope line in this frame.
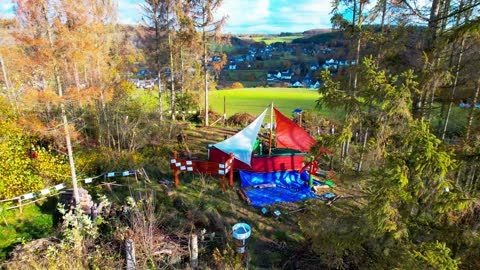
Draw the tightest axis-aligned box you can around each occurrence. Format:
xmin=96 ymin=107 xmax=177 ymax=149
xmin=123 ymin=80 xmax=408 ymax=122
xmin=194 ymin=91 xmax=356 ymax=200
xmin=0 ymin=169 xmax=141 ymax=206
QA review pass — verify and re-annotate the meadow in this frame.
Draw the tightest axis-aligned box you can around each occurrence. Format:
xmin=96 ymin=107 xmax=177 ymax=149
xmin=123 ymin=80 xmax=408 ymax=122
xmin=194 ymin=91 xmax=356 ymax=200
xmin=251 ymin=35 xmax=304 ymax=44
xmin=209 ymin=87 xmax=343 ymax=120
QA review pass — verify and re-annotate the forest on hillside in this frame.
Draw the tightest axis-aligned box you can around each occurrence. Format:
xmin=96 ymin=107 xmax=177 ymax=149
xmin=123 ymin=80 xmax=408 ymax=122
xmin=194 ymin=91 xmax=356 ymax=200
xmin=1 ymin=0 xmax=480 ymax=269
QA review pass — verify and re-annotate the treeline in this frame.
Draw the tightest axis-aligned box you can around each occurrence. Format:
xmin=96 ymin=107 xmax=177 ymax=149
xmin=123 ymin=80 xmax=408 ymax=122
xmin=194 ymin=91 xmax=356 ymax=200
xmin=0 ymin=0 xmax=225 ymax=201
xmin=292 ymin=31 xmax=345 ymax=44
xmin=298 ymin=0 xmax=480 ymax=268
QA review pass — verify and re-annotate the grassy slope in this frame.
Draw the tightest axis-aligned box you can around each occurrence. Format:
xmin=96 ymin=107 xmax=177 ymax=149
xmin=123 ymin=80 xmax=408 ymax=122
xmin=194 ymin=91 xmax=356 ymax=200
xmin=209 ymin=88 xmax=344 ymax=120
xmin=0 ymin=200 xmax=56 ymax=260
xmin=252 ymin=35 xmax=304 ymax=45
xmin=291 ymin=31 xmax=344 ymax=44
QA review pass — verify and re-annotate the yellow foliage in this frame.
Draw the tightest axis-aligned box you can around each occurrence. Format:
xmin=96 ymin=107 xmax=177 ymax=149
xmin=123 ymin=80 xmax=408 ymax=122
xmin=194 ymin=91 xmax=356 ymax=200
xmin=230 ymin=82 xmax=244 ymax=89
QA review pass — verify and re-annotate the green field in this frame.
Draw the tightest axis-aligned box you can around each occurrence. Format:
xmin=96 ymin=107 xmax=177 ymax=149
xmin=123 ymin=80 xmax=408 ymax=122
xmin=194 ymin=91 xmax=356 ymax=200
xmin=251 ymin=35 xmax=304 ymax=45
xmin=209 ymin=88 xmax=343 ymax=120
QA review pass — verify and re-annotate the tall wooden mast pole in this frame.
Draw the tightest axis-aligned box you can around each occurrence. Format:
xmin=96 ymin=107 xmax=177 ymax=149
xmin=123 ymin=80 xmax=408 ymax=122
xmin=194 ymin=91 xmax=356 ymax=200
xmin=268 ymin=102 xmax=274 ymax=155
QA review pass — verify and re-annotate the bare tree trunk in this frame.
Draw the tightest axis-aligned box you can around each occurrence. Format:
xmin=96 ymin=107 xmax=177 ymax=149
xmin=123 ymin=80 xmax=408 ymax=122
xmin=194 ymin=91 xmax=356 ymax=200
xmin=376 ymin=0 xmax=387 ymax=62
xmin=0 ymin=55 xmax=10 ymax=90
xmin=380 ymin=0 xmax=387 ymax=33
xmin=42 ymin=3 xmax=80 ymax=204
xmin=442 ymin=11 xmax=466 ymax=140
xmin=83 ymin=64 xmax=89 ymax=87
xmin=418 ymin=0 xmax=443 ymax=120
xmin=0 ymin=55 xmax=17 ymax=112
xmin=180 ymin=49 xmax=185 ymax=96
xmin=455 ymin=163 xmax=463 ymax=186
xmin=427 ymin=0 xmax=442 ymax=51
xmin=353 ymin=38 xmax=361 ymax=96
xmin=158 ymin=72 xmax=164 ymax=120
xmin=73 ymin=61 xmax=81 ymax=92
xmin=203 ymin=27 xmax=209 ymax=127
xmin=469 ymin=168 xmax=476 ymax=195
xmin=466 ymin=80 xmax=479 ymax=140
xmin=168 ymin=11 xmax=176 ymax=121
xmin=99 ymin=88 xmax=112 ymax=148
xmin=427 ymin=78 xmax=440 ymax=121
xmin=357 ymin=128 xmax=368 ymax=172
xmin=352 ymin=1 xmax=363 ymax=96
xmin=466 ymin=168 xmax=475 ymax=196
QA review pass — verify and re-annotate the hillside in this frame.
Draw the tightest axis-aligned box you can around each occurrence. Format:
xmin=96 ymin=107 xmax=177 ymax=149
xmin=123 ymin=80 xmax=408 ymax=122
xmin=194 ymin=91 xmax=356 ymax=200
xmin=292 ymin=31 xmax=345 ymax=44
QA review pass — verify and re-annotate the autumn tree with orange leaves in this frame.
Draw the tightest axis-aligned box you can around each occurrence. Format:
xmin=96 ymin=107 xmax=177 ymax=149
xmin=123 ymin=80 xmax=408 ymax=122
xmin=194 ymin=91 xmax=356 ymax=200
xmin=13 ymin=0 xmax=119 ymax=204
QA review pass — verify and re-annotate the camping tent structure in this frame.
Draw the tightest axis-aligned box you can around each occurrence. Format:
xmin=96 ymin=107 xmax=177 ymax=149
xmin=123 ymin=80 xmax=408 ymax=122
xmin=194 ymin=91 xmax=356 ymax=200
xmin=169 ymin=105 xmax=335 ymax=206
xmin=208 ymin=106 xmax=317 ymax=172
xmin=212 ymin=109 xmax=267 ymax=166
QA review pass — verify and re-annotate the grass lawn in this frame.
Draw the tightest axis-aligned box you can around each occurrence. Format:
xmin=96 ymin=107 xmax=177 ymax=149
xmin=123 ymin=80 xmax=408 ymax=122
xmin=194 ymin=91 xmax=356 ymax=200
xmin=209 ymin=88 xmax=344 ymax=120
xmin=430 ymin=105 xmax=471 ymax=137
xmin=0 ymin=199 xmax=57 ymax=260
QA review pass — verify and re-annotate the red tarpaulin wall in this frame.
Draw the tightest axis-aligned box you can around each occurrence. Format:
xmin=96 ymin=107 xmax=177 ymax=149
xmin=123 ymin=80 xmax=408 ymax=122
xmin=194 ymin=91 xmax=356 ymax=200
xmin=209 ymin=148 xmax=305 ymax=172
xmin=274 ymin=108 xmax=316 ymax=153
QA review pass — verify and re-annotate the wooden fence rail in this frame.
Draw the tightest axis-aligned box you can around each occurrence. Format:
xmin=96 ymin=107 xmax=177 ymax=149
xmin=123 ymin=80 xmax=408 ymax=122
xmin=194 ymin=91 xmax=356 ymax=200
xmin=170 ymin=151 xmax=235 ymax=191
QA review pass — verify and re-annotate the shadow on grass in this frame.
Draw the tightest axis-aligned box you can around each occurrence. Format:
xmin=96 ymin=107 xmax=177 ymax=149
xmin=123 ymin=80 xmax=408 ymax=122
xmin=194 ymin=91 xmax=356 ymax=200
xmin=37 ymin=196 xmax=62 ymax=227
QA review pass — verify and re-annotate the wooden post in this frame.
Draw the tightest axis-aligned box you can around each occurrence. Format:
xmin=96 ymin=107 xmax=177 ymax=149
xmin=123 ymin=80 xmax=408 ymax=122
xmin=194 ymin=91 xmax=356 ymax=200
xmin=309 ymin=159 xmax=314 ymax=188
xmin=173 ymin=152 xmax=179 ymax=188
xmin=299 ymin=112 xmax=302 ymax=127
xmin=17 ymin=198 xmax=22 ymax=214
xmin=268 ymin=102 xmax=274 ymax=155
xmin=221 ymin=175 xmax=226 ymax=192
xmin=125 ymin=239 xmax=136 ymax=270
xmin=221 ymin=156 xmax=226 ymax=192
xmin=229 ymin=153 xmax=234 ymax=186
xmin=191 ymin=234 xmax=198 ymax=269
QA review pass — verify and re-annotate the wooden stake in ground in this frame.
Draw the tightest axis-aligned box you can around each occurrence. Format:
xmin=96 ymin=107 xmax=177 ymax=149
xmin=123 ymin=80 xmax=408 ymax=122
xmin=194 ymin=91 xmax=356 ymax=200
xmin=173 ymin=152 xmax=179 ymax=188
xmin=191 ymin=234 xmax=198 ymax=269
xmin=125 ymin=239 xmax=136 ymax=270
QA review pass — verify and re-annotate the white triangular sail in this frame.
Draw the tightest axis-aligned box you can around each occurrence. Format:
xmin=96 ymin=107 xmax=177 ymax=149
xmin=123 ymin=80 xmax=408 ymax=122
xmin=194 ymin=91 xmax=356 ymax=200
xmin=213 ymin=109 xmax=267 ymax=166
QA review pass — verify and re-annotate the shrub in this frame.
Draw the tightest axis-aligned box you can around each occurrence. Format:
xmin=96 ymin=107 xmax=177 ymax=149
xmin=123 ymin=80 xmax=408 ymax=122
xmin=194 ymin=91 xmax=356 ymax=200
xmin=227 ymin=112 xmax=256 ymax=126
xmin=230 ymin=82 xmax=244 ymax=89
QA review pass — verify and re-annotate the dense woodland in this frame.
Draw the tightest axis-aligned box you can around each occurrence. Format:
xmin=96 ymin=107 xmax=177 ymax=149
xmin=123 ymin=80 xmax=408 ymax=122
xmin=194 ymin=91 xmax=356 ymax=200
xmin=1 ymin=0 xmax=480 ymax=269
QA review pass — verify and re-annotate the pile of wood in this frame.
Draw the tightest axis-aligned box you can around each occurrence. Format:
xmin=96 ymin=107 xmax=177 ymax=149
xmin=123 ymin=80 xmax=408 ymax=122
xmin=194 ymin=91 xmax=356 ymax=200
xmin=59 ymin=187 xmax=94 ymax=214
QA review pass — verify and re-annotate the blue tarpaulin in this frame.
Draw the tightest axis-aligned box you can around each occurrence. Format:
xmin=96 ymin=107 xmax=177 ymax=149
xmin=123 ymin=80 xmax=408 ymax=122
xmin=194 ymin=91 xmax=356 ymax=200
xmin=240 ymin=170 xmax=317 ymax=207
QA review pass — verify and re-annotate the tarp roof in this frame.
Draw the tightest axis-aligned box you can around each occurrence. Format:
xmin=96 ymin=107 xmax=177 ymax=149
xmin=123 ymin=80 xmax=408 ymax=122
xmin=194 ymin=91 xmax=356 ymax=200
xmin=274 ymin=108 xmax=316 ymax=153
xmin=213 ymin=109 xmax=267 ymax=166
